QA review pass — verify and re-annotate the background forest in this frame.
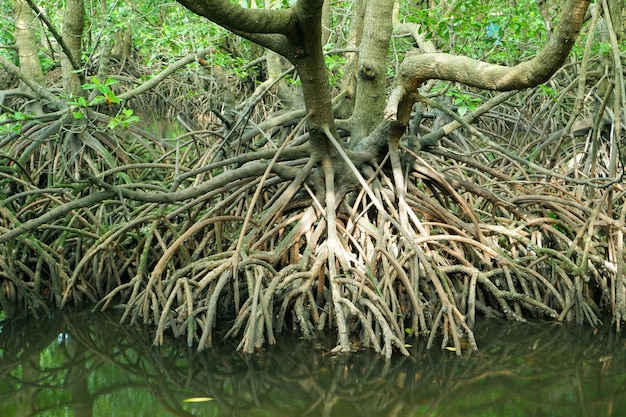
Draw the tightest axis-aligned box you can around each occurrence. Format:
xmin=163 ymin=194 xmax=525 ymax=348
xmin=1 ymin=0 xmax=625 ymax=357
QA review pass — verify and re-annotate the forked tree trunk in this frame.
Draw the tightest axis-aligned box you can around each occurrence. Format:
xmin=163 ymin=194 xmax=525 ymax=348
xmin=174 ymin=0 xmax=337 ymax=153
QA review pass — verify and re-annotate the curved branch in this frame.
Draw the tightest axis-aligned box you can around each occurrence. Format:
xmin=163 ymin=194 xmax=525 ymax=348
xmin=175 ymin=0 xmax=298 ymax=45
xmin=116 ymin=47 xmax=215 ymax=102
xmin=386 ymin=0 xmax=590 ymax=121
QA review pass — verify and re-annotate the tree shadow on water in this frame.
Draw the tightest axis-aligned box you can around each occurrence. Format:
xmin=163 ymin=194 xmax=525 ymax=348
xmin=0 ymin=309 xmax=624 ymax=417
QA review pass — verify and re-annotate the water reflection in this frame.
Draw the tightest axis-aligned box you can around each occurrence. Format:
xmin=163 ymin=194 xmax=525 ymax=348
xmin=0 ymin=309 xmax=624 ymax=417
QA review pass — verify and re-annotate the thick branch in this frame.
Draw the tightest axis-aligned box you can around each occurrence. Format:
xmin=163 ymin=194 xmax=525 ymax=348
xmin=172 ymin=0 xmax=298 ymax=54
xmin=386 ymin=0 xmax=590 ymax=121
xmin=175 ymin=0 xmax=335 ymax=153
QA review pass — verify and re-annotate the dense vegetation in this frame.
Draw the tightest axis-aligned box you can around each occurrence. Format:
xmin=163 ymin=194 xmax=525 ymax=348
xmin=1 ymin=0 xmax=625 ymax=357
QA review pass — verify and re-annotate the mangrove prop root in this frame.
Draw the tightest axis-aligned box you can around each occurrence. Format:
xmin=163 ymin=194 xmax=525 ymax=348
xmin=2 ymin=86 xmax=626 ymax=356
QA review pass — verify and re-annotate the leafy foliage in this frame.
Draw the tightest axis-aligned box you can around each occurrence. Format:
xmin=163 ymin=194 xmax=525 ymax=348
xmin=402 ymin=0 xmax=547 ymax=63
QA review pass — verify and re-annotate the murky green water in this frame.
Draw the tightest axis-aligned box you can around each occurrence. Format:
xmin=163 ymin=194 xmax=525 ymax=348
xmin=0 ymin=308 xmax=624 ymax=417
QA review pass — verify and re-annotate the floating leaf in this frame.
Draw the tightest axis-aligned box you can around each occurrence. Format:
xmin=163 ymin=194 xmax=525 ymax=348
xmin=183 ymin=397 xmax=214 ymax=403
xmin=445 ymin=347 xmax=457 ymax=352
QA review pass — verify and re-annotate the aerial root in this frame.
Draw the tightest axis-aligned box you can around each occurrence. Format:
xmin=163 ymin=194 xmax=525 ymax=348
xmin=5 ymin=103 xmax=626 ymax=356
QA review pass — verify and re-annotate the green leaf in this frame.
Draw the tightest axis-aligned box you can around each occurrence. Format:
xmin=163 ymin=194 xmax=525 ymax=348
xmin=11 ymin=112 xmax=29 ymax=121
xmin=89 ymin=96 xmax=107 ymax=106
xmin=68 ymin=96 xmax=88 ymax=107
xmin=107 ymin=94 xmax=121 ymax=104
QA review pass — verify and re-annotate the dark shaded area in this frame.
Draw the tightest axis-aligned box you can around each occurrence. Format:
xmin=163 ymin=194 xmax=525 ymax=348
xmin=0 ymin=309 xmax=624 ymax=417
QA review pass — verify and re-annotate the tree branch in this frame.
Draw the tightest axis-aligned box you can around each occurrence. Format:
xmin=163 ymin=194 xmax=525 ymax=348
xmin=116 ymin=47 xmax=215 ymax=102
xmin=0 ymin=54 xmax=59 ymax=106
xmin=0 ymin=190 xmax=117 ymax=245
xmin=385 ymin=0 xmax=590 ymax=121
xmin=171 ymin=0 xmax=298 ymax=54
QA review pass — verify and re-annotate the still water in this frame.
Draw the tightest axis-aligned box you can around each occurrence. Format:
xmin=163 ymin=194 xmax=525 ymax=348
xmin=0 ymin=308 xmax=624 ymax=417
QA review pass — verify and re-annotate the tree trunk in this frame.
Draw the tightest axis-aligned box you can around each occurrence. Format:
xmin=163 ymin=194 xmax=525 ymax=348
xmin=61 ymin=0 xmax=85 ymax=96
xmin=175 ymin=0 xmax=337 ymax=154
xmin=608 ymin=0 xmax=624 ymax=41
xmin=291 ymin=1 xmax=335 ymax=119
xmin=335 ymin=0 xmax=365 ymax=120
xmin=349 ymin=0 xmax=394 ymax=143
xmin=13 ymin=0 xmax=45 ymax=113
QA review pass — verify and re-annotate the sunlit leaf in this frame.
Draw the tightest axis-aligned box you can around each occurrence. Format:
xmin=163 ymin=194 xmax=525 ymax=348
xmin=445 ymin=347 xmax=457 ymax=352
